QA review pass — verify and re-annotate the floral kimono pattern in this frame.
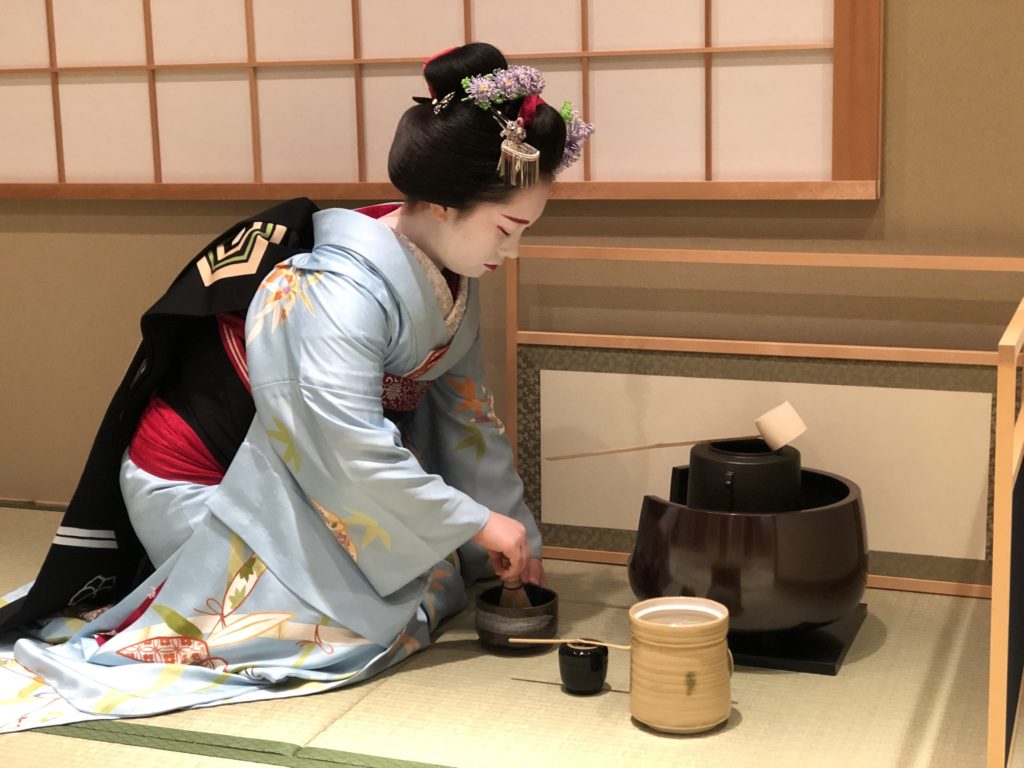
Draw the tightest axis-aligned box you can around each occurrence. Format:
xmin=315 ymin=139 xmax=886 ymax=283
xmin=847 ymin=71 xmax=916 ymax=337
xmin=0 ymin=208 xmax=540 ymax=733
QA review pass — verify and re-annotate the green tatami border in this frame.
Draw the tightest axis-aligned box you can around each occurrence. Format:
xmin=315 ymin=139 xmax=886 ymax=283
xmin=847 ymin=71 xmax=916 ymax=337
xmin=41 ymin=720 xmax=453 ymax=768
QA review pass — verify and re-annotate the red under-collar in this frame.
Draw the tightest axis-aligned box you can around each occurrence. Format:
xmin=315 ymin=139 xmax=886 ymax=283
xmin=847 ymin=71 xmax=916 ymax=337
xmin=355 ymin=202 xmax=402 ymax=220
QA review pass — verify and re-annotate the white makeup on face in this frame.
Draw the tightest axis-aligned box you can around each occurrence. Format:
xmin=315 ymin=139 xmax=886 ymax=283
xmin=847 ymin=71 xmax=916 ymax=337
xmin=432 ymin=184 xmax=551 ymax=278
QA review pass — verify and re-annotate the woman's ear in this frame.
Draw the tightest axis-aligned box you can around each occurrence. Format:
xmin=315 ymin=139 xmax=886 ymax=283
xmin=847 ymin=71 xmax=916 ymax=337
xmin=428 ymin=203 xmax=451 ymax=223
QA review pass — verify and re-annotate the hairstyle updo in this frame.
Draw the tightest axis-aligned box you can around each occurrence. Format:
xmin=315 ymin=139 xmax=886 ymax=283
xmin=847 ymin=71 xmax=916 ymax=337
xmin=387 ymin=42 xmax=567 ymax=211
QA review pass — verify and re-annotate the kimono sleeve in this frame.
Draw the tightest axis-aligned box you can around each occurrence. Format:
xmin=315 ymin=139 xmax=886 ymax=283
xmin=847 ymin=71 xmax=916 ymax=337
xmin=244 ymin=264 xmax=491 ymax=597
xmin=406 ymin=332 xmax=542 ymax=568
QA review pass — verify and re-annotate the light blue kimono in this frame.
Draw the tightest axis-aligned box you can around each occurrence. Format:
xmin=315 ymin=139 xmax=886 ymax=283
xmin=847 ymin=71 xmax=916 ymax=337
xmin=0 ymin=208 xmax=540 ymax=732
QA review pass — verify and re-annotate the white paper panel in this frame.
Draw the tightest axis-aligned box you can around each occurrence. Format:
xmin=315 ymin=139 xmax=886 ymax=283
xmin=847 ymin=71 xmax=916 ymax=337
xmin=156 ymin=72 xmax=252 ymax=182
xmin=712 ymin=53 xmax=831 ymax=180
xmin=712 ymin=0 xmax=833 ymax=46
xmin=253 ymin=0 xmax=354 ymax=61
xmin=258 ymin=68 xmax=358 ymax=182
xmin=0 ymin=0 xmax=50 ymax=68
xmin=472 ymin=0 xmax=580 ymax=53
xmin=589 ymin=0 xmax=703 ymax=51
xmin=58 ymin=73 xmax=152 ymax=181
xmin=362 ymin=64 xmax=422 ymax=183
xmin=540 ymin=370 xmax=992 ymax=560
xmin=360 ymin=0 xmax=462 ymax=59
xmin=534 ymin=62 xmax=585 ymax=182
xmin=52 ymin=0 xmax=146 ymax=66
xmin=0 ymin=75 xmax=57 ymax=181
xmin=150 ymin=0 xmax=247 ymax=65
xmin=590 ymin=58 xmax=703 ymax=180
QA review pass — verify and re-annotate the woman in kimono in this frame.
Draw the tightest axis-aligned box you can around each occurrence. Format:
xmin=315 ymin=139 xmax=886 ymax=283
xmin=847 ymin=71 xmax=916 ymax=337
xmin=0 ymin=42 xmax=593 ymax=730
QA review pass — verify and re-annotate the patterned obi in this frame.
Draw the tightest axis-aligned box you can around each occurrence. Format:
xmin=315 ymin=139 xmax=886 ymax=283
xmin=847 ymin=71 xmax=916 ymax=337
xmin=381 ymin=347 xmax=448 ymax=412
xmin=381 ymin=373 xmax=432 ymax=413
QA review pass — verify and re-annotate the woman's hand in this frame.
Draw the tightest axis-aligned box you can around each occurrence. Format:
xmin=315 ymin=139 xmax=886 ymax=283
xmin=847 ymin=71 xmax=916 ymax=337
xmin=472 ymin=511 xmax=528 ymax=581
xmin=522 ymin=557 xmax=545 ymax=586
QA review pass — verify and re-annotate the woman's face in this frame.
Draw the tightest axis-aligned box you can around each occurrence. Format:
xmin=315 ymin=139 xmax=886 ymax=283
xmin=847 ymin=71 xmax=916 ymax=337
xmin=432 ymin=184 xmax=551 ymax=277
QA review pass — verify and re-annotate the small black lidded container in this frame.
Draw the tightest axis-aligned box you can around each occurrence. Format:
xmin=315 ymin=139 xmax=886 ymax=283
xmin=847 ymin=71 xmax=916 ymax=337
xmin=558 ymin=640 xmax=609 ymax=695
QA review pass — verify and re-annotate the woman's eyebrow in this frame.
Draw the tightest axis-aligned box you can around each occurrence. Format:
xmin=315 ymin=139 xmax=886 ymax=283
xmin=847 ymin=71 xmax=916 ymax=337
xmin=503 ymin=215 xmax=531 ymax=225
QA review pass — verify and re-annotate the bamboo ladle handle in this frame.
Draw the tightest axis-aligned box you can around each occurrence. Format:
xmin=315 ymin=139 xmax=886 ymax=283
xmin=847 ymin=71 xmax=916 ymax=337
xmin=507 ymin=637 xmax=632 ymax=651
xmin=544 ymin=435 xmax=759 ymax=462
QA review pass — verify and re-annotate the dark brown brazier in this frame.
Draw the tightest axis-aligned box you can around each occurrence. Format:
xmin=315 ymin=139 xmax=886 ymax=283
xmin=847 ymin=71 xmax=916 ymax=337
xmin=629 ymin=439 xmax=868 ymax=634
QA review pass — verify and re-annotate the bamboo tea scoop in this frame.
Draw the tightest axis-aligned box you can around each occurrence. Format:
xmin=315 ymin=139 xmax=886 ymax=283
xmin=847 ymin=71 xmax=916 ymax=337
xmin=544 ymin=400 xmax=808 ymax=461
xmin=508 ymin=637 xmax=632 ymax=651
xmin=499 ymin=577 xmax=533 ymax=610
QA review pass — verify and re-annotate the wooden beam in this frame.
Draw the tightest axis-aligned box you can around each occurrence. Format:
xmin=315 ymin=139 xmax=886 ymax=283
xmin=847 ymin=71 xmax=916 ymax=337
xmin=518 ymin=244 xmax=1024 ymax=273
xmin=0 ymin=43 xmax=838 ymax=77
xmin=351 ymin=0 xmax=366 ymax=182
xmin=988 ymin=297 xmax=1024 ymax=768
xmin=704 ymin=0 xmax=713 ymax=181
xmin=43 ymin=0 xmax=65 ymax=182
xmin=0 ymin=180 xmax=879 ymax=200
xmin=580 ymin=0 xmax=591 ymax=181
xmin=544 ymin=180 xmax=878 ymax=199
xmin=142 ymin=0 xmax=162 ymax=182
xmin=505 ymin=259 xmax=520 ymax=461
xmin=515 ymin=331 xmax=998 ymax=366
xmin=0 ymin=182 xmax=397 ymax=200
xmin=243 ymin=0 xmax=262 ymax=182
xmin=832 ymin=0 xmax=884 ymax=184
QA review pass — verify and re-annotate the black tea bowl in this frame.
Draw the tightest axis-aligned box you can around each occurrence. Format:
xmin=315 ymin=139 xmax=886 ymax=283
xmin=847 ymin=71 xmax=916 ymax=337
xmin=475 ymin=584 xmax=559 ymax=652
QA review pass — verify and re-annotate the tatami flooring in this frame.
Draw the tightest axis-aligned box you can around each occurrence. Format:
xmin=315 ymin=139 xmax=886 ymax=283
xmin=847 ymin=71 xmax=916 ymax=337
xmin=0 ymin=507 xmax=991 ymax=767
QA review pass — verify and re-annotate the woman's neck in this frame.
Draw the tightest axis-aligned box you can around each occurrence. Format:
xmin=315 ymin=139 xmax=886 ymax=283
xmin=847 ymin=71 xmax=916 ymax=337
xmin=381 ymin=204 xmax=445 ymax=270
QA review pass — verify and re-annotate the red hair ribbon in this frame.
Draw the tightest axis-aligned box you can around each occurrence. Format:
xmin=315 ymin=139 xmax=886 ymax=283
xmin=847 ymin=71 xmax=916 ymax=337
xmin=519 ymin=94 xmax=545 ymax=127
xmin=422 ymin=46 xmax=458 ymax=98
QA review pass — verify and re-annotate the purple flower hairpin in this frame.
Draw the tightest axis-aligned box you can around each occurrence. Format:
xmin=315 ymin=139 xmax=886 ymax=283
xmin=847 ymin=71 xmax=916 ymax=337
xmin=461 ymin=65 xmax=545 ymax=110
xmin=432 ymin=63 xmax=592 ymax=182
xmin=556 ymin=100 xmax=595 ymax=175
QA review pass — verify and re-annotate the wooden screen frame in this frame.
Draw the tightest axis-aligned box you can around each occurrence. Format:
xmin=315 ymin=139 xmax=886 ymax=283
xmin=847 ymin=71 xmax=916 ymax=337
xmin=0 ymin=0 xmax=882 ymax=200
xmin=503 ymin=246 xmax=1024 ymax=591
xmin=989 ymin=297 xmax=1024 ymax=767
xmin=505 ymin=246 xmax=1024 ymax=764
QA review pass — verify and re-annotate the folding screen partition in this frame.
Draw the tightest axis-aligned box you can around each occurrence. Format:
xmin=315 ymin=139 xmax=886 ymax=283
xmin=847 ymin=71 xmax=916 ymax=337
xmin=991 ymin=299 xmax=1024 ymax=766
xmin=506 ymin=252 xmax=1024 ymax=768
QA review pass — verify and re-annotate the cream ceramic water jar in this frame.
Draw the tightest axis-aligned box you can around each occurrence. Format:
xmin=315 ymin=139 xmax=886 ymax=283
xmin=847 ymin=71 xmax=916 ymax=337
xmin=628 ymin=596 xmax=732 ymax=734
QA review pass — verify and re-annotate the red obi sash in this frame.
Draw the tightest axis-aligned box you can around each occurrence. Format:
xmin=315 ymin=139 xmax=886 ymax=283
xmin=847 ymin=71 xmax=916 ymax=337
xmin=130 ymin=321 xmax=450 ymax=484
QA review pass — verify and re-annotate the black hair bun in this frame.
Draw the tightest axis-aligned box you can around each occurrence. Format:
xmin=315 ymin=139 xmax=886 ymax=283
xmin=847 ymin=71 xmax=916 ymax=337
xmin=388 ymin=42 xmax=567 ymax=209
xmin=423 ymin=43 xmax=507 ymax=100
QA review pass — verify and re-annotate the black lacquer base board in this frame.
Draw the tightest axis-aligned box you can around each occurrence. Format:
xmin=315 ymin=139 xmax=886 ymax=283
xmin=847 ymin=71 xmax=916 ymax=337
xmin=727 ymin=603 xmax=868 ymax=676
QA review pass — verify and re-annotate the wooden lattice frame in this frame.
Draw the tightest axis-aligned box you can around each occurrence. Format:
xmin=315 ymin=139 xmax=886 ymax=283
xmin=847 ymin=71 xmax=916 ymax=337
xmin=502 ymin=246 xmax=1024 ymax=766
xmin=0 ymin=0 xmax=882 ymax=200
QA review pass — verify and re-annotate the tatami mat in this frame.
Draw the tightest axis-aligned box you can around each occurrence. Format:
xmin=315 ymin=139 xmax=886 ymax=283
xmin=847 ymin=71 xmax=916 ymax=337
xmin=0 ymin=507 xmax=991 ymax=767
xmin=4 ymin=730 xmax=266 ymax=767
xmin=305 ymin=577 xmax=988 ymax=768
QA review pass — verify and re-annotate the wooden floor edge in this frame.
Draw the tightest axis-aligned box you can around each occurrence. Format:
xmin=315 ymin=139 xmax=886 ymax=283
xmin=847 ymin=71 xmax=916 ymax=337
xmin=541 ymin=546 xmax=631 ymax=565
xmin=865 ymin=574 xmax=991 ymax=599
xmin=541 ymin=547 xmax=993 ymax=598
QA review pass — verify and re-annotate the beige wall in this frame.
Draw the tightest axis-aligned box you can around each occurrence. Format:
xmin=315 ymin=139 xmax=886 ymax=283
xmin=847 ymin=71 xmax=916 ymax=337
xmin=2 ymin=0 xmax=1022 ymax=503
